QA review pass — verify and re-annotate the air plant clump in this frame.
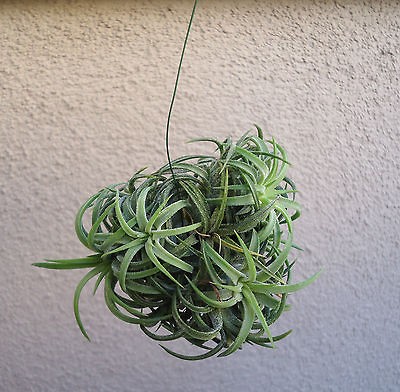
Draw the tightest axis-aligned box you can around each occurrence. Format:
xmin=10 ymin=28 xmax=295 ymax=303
xmin=34 ymin=127 xmax=318 ymax=360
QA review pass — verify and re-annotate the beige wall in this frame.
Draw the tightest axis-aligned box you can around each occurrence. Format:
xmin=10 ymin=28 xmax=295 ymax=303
xmin=1 ymin=1 xmax=399 ymax=391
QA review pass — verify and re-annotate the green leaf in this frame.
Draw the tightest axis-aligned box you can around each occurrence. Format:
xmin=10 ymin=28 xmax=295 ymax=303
xmin=141 ymin=325 xmax=184 ymax=342
xmin=122 ymin=267 xmax=159 ymax=280
xmin=171 ymin=294 xmax=222 ymax=341
xmin=210 ymin=168 xmax=229 ymax=232
xmin=266 ymin=141 xmax=290 ymax=187
xmin=218 ymin=296 xmax=254 ymax=356
xmin=275 ymin=204 xmax=294 ymax=233
xmin=267 ymin=232 xmax=293 ymax=274
xmin=171 ymin=163 xmax=209 ymax=180
xmin=219 ymin=139 xmax=236 ymax=173
xmin=187 ymin=137 xmax=223 ymax=150
xmin=118 ymin=242 xmax=145 ymax=292
xmin=248 ymin=329 xmax=292 ymax=345
xmin=173 ymin=234 xmax=199 ymax=258
xmin=161 ymin=332 xmax=226 ymax=360
xmin=145 ymin=196 xmax=171 ymax=233
xmin=125 ymin=281 xmax=163 ymax=295
xmin=255 ymin=124 xmax=264 ymax=139
xmin=151 ymin=222 xmax=201 ymax=239
xmin=202 ymin=243 xmax=224 ymax=284
xmin=135 ymin=187 xmax=151 ymax=231
xmin=236 ymin=146 xmax=269 ymax=183
xmin=218 ymin=197 xmax=276 ymax=235
xmin=73 ymin=263 xmax=108 ymax=340
xmin=33 ymin=262 xmax=98 ymax=270
xmin=263 ymin=138 xmax=279 ymax=185
xmin=153 ymin=240 xmax=194 ymax=273
xmin=258 ymin=210 xmax=277 ymax=242
xmin=145 ymin=239 xmax=183 ymax=288
xmin=153 ymin=200 xmax=189 ymax=228
xmin=87 ymin=201 xmax=115 ymax=251
xmin=241 ymin=172 xmax=260 ymax=208
xmin=249 ymin=229 xmax=260 ymax=253
xmin=242 ymin=285 xmax=275 ymax=347
xmin=211 ymin=281 xmax=243 ymax=293
xmin=186 ymin=277 xmax=242 ymax=309
xmin=33 ymin=255 xmax=102 ymax=270
xmin=227 ymin=161 xmax=258 ymax=183
xmin=207 ymin=194 xmax=254 ymax=207
xmin=114 ymin=190 xmax=146 ymax=238
xmin=102 ymin=238 xmax=146 ymax=256
xmin=180 ymin=180 xmax=211 ymax=232
xmin=248 ymin=271 xmax=321 ymax=294
xmin=75 ymin=192 xmax=101 ymax=249
xmin=99 ymin=216 xmax=139 ymax=252
xmin=203 ymin=242 xmax=245 ymax=284
xmin=104 ymin=275 xmax=162 ymax=325
xmin=177 ymin=287 xmax=211 ymax=313
xmin=235 ymin=231 xmax=257 ymax=282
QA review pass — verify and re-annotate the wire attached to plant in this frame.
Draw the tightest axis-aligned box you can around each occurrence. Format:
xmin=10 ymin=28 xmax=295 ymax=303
xmin=165 ymin=0 xmax=199 ymax=181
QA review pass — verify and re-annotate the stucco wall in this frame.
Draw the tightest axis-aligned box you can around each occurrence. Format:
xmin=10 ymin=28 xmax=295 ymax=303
xmin=1 ymin=0 xmax=399 ymax=391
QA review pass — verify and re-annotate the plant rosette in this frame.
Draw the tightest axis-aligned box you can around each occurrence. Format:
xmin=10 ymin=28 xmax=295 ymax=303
xmin=34 ymin=127 xmax=319 ymax=360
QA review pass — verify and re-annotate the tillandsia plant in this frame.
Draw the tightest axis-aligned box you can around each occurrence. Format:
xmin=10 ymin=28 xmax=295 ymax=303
xmin=34 ymin=127 xmax=319 ymax=359
xmin=34 ymin=0 xmax=318 ymax=360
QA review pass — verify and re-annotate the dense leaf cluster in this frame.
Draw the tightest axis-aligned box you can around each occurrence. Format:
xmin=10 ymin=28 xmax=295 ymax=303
xmin=34 ymin=127 xmax=318 ymax=359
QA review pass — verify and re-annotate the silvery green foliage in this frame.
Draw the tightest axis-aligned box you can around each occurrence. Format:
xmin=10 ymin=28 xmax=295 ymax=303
xmin=35 ymin=127 xmax=318 ymax=360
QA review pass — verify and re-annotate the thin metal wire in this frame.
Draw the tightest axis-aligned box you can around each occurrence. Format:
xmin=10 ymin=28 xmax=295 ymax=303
xmin=165 ymin=0 xmax=199 ymax=181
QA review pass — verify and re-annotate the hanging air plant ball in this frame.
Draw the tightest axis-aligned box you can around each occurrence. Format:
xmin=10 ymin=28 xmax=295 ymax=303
xmin=34 ymin=127 xmax=318 ymax=360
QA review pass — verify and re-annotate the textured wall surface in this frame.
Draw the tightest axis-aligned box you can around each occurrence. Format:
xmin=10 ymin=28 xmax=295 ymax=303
xmin=1 ymin=0 xmax=399 ymax=391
